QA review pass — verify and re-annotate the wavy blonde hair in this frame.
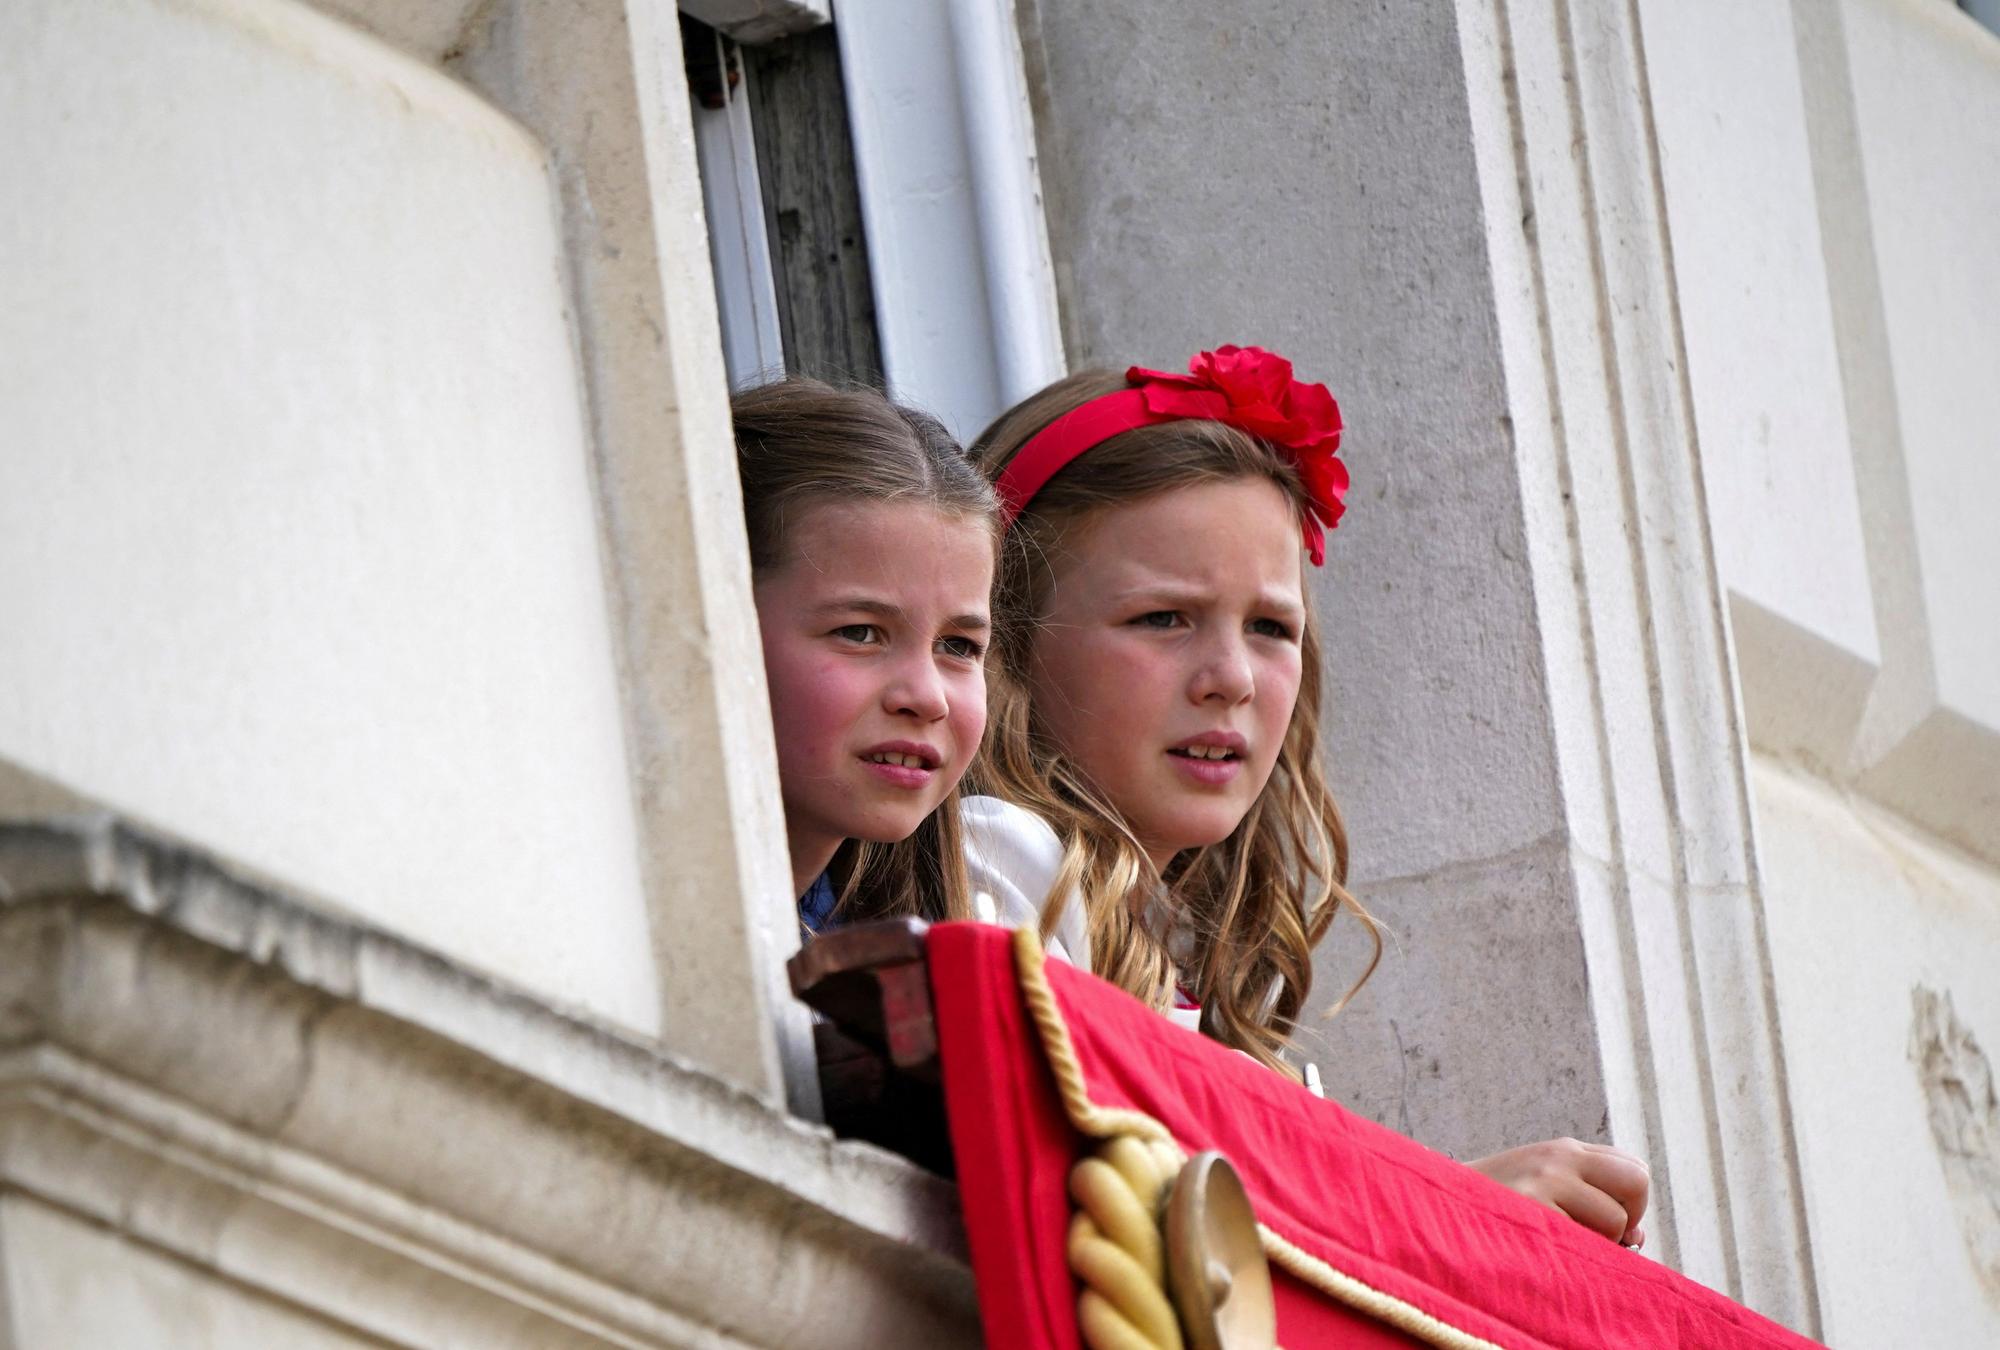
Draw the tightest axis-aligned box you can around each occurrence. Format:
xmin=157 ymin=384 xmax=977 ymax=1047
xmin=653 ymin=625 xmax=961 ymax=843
xmin=733 ymin=376 xmax=995 ymax=926
xmin=970 ymin=370 xmax=1381 ymax=1072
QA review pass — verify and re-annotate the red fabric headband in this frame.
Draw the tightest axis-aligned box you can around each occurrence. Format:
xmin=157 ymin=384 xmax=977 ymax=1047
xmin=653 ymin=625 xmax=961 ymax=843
xmin=992 ymin=345 xmax=1348 ymax=565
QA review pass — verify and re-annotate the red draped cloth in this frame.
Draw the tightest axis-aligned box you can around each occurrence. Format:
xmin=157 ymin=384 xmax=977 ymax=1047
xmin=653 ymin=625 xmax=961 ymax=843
xmin=930 ymin=922 xmax=1824 ymax=1350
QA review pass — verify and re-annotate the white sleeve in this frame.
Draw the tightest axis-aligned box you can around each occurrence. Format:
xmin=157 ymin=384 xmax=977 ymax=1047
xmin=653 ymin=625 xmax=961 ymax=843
xmin=961 ymin=795 xmax=1092 ymax=973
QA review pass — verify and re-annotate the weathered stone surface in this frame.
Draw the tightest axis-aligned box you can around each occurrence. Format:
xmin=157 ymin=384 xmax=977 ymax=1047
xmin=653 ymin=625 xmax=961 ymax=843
xmin=1296 ymin=834 xmax=1602 ymax=1163
xmin=1910 ymin=987 xmax=2000 ymax=1308
xmin=0 ymin=0 xmax=661 ymax=1039
xmin=0 ymin=818 xmax=977 ymax=1348
xmin=1754 ymin=759 xmax=2000 ymax=1346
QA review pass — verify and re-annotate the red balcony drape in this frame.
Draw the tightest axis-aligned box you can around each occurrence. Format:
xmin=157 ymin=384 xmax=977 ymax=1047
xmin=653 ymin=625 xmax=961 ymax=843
xmin=930 ymin=921 xmax=1823 ymax=1350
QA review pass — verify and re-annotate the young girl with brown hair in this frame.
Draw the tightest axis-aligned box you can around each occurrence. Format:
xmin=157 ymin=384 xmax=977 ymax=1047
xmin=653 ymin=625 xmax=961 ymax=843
xmin=732 ymin=376 xmax=997 ymax=930
xmin=963 ymin=346 xmax=1651 ymax=1247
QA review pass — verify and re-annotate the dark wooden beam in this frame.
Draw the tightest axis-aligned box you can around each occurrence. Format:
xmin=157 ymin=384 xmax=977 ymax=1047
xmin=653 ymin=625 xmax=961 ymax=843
xmin=743 ymin=26 xmax=885 ymax=387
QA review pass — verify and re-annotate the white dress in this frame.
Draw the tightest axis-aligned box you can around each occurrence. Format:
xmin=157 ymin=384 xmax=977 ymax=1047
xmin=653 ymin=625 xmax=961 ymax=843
xmin=960 ymin=795 xmax=1203 ymax=1034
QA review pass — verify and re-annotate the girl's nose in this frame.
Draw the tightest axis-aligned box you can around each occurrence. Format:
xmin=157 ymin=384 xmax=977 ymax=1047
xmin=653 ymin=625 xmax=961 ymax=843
xmin=884 ymin=656 xmax=951 ymax=720
xmin=1188 ymin=635 xmax=1255 ymax=705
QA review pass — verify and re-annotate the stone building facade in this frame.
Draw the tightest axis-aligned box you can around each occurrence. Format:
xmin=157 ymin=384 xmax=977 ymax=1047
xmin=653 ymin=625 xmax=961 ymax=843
xmin=2 ymin=0 xmax=1995 ymax=1345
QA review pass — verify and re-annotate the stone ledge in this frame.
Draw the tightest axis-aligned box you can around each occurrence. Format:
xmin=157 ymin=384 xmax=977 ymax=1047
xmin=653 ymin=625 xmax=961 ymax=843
xmin=0 ymin=816 xmax=976 ymax=1348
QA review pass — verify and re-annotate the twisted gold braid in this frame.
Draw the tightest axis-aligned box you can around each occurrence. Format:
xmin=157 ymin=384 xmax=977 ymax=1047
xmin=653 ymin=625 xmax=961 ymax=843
xmin=1010 ymin=926 xmax=1504 ymax=1350
xmin=1068 ymin=1136 xmax=1187 ymax=1349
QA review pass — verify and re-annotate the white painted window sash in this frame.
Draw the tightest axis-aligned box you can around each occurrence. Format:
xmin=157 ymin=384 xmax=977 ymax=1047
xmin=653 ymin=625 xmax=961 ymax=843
xmin=690 ymin=40 xmax=788 ymax=387
xmin=835 ymin=0 xmax=1067 ymax=441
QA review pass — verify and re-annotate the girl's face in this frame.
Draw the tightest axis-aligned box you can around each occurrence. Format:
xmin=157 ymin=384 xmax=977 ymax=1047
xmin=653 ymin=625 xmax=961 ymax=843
xmin=755 ymin=499 xmax=994 ymax=881
xmin=1029 ymin=477 xmax=1305 ymax=872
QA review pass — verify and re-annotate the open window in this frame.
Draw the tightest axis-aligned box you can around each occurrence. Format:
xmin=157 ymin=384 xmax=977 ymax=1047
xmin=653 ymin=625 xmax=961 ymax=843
xmin=679 ymin=1 xmax=1064 ymax=442
xmin=677 ymin=1 xmax=1068 ymax=1143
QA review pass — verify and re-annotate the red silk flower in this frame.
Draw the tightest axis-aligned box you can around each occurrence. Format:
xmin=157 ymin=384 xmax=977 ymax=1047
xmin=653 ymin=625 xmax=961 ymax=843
xmin=1127 ymin=345 xmax=1348 ymax=563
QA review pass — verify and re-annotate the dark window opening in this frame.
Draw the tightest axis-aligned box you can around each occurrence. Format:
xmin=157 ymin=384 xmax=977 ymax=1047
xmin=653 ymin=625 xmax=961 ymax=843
xmin=682 ymin=15 xmax=884 ymax=388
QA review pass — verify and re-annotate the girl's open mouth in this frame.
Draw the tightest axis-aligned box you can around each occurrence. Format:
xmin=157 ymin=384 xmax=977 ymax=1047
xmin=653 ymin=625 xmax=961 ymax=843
xmin=1167 ymin=744 xmax=1245 ymax=784
xmin=860 ymin=742 xmax=942 ymax=788
xmin=867 ymin=750 xmax=934 ymax=768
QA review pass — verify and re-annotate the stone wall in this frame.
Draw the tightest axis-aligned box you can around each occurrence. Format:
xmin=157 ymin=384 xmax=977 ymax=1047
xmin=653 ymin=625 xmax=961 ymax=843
xmin=0 ymin=0 xmax=816 ymax=1105
xmin=1684 ymin=2 xmax=2000 ymax=1341
xmin=0 ymin=0 xmax=660 ymax=1035
xmin=0 ymin=0 xmax=875 ymax=1342
xmin=0 ymin=818 xmax=975 ymax=1348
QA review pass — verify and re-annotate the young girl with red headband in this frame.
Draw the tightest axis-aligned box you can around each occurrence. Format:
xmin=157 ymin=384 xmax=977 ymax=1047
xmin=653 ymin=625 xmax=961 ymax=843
xmin=963 ymin=346 xmax=1651 ymax=1247
xmin=733 ymin=377 xmax=997 ymax=932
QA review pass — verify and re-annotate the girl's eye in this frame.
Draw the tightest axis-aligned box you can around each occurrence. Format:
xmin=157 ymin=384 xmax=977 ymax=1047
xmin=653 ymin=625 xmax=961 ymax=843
xmin=1132 ymin=610 xmax=1184 ymax=629
xmin=1249 ymin=616 xmax=1298 ymax=641
xmin=937 ymin=634 xmax=985 ymax=661
xmin=832 ymin=624 xmax=883 ymax=645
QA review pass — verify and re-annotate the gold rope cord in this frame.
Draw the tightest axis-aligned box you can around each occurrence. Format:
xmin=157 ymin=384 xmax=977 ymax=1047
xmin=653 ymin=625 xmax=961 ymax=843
xmin=1010 ymin=926 xmax=1506 ymax=1350
xmin=1068 ymin=1136 xmax=1188 ymax=1349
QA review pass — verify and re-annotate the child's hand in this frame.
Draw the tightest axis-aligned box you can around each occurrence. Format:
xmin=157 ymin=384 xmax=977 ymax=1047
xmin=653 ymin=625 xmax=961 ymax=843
xmin=1466 ymin=1138 xmax=1650 ymax=1248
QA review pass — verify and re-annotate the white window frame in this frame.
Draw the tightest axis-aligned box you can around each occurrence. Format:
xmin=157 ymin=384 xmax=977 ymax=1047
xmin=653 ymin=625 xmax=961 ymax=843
xmin=689 ymin=38 xmax=787 ymax=387
xmin=686 ymin=0 xmax=1066 ymax=440
xmin=835 ymin=0 xmax=1067 ymax=441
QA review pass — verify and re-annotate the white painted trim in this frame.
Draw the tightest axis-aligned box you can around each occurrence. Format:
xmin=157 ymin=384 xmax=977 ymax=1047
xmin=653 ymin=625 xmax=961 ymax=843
xmin=835 ymin=0 xmax=1065 ymax=441
xmin=680 ymin=0 xmax=830 ymax=45
xmin=692 ymin=59 xmax=787 ymax=387
xmin=948 ymin=0 xmax=1069 ymax=408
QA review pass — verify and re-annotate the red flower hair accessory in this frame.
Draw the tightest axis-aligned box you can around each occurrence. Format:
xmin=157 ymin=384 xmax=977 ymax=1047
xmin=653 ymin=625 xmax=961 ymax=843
xmin=993 ymin=344 xmax=1348 ymax=564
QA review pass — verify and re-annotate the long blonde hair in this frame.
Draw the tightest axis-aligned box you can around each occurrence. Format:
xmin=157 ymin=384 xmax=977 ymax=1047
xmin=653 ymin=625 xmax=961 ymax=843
xmin=733 ymin=376 xmax=995 ymax=925
xmin=970 ymin=370 xmax=1380 ymax=1072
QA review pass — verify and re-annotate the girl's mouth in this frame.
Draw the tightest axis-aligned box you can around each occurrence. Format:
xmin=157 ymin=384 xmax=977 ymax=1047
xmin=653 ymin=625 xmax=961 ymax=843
xmin=860 ymin=743 xmax=942 ymax=788
xmin=1168 ymin=745 xmax=1240 ymax=762
xmin=1167 ymin=745 xmax=1245 ymax=785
